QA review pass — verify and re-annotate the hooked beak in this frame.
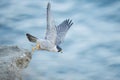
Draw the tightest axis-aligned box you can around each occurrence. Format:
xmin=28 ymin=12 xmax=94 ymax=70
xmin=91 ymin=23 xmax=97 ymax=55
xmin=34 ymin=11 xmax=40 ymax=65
xmin=60 ymin=50 xmax=63 ymax=53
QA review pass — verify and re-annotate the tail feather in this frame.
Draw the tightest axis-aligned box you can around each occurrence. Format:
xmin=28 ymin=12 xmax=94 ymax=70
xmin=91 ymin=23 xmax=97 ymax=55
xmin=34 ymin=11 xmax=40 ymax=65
xmin=26 ymin=33 xmax=37 ymax=43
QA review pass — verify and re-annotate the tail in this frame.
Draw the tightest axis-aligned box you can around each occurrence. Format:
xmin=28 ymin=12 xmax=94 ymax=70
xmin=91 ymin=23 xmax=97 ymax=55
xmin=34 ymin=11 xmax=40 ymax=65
xmin=26 ymin=33 xmax=37 ymax=43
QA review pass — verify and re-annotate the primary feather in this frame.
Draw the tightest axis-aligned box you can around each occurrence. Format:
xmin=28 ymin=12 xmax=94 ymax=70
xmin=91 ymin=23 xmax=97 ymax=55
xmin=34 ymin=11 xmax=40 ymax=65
xmin=55 ymin=19 xmax=73 ymax=45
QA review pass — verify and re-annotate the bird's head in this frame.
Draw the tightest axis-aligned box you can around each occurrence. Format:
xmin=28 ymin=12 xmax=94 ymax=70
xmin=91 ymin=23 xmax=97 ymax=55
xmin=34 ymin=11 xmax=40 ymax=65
xmin=57 ymin=45 xmax=63 ymax=53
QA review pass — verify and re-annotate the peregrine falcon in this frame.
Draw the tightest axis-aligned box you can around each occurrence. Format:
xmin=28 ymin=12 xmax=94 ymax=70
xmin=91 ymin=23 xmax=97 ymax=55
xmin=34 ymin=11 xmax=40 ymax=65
xmin=26 ymin=2 xmax=73 ymax=53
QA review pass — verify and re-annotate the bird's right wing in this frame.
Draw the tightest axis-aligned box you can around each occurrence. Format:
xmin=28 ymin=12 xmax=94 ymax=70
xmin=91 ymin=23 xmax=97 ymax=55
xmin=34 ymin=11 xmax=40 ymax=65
xmin=55 ymin=19 xmax=73 ymax=45
xmin=45 ymin=2 xmax=57 ymax=44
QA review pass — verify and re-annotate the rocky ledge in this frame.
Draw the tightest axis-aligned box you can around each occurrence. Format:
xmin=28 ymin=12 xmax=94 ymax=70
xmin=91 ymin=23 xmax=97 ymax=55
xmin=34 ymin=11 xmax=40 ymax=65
xmin=0 ymin=46 xmax=32 ymax=80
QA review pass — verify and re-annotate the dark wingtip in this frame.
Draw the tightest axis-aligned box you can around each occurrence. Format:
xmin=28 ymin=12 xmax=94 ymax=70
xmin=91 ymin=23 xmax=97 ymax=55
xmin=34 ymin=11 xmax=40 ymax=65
xmin=26 ymin=33 xmax=37 ymax=43
xmin=47 ymin=2 xmax=51 ymax=9
xmin=26 ymin=33 xmax=31 ymax=41
xmin=66 ymin=19 xmax=73 ymax=27
xmin=26 ymin=33 xmax=29 ymax=36
xmin=26 ymin=33 xmax=31 ymax=38
xmin=26 ymin=33 xmax=32 ymax=37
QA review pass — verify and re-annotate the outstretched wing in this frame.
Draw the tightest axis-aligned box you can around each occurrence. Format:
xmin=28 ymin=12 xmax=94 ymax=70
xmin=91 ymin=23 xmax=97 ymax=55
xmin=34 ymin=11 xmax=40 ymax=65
xmin=45 ymin=2 xmax=56 ymax=44
xmin=56 ymin=19 xmax=73 ymax=45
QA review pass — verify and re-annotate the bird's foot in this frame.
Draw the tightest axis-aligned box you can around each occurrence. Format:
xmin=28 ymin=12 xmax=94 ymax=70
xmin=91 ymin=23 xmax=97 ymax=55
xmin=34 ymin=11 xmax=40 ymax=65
xmin=36 ymin=42 xmax=41 ymax=50
xmin=31 ymin=43 xmax=40 ymax=53
xmin=32 ymin=47 xmax=36 ymax=52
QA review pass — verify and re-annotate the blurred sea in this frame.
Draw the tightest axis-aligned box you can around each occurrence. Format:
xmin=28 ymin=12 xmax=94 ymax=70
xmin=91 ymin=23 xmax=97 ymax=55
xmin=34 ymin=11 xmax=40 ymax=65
xmin=0 ymin=0 xmax=120 ymax=80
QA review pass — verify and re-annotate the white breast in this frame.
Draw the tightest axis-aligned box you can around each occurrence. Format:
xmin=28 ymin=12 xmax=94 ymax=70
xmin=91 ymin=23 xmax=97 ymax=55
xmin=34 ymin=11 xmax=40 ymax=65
xmin=49 ymin=46 xmax=58 ymax=52
xmin=37 ymin=39 xmax=57 ymax=52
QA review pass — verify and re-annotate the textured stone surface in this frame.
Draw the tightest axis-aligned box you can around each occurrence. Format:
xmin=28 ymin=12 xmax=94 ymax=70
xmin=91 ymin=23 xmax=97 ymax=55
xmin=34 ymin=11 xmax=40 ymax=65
xmin=0 ymin=46 xmax=32 ymax=80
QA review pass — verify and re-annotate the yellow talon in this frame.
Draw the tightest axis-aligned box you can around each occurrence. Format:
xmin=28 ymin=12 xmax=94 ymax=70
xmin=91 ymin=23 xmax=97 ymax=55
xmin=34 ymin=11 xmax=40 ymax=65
xmin=36 ymin=42 xmax=41 ymax=50
xmin=32 ymin=47 xmax=35 ymax=52
xmin=31 ymin=42 xmax=41 ymax=53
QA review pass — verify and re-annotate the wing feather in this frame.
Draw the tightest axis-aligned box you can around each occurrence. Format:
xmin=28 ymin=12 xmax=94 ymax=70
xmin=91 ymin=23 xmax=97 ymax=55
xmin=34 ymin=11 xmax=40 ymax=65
xmin=56 ymin=19 xmax=73 ymax=45
xmin=45 ymin=2 xmax=56 ymax=44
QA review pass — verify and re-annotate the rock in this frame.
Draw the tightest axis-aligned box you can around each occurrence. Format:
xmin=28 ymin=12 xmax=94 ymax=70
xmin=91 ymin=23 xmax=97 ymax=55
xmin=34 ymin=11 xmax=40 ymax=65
xmin=0 ymin=46 xmax=32 ymax=80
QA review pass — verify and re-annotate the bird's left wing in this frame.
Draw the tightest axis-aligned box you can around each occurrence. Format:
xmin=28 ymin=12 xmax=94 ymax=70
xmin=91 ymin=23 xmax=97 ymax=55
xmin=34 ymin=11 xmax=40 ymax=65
xmin=56 ymin=19 xmax=73 ymax=45
xmin=45 ymin=2 xmax=57 ymax=44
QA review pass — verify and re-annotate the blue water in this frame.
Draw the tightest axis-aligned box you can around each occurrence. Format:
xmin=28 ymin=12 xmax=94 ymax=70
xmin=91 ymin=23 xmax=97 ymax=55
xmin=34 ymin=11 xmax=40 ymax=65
xmin=0 ymin=0 xmax=120 ymax=80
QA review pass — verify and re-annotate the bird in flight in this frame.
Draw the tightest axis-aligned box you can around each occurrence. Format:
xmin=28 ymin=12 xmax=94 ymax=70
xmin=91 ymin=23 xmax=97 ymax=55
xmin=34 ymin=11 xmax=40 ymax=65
xmin=26 ymin=2 xmax=73 ymax=53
